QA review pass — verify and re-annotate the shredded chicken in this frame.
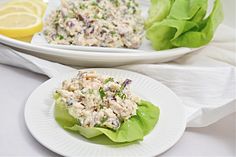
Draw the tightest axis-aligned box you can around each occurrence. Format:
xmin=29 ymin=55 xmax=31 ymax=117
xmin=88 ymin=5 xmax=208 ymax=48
xmin=55 ymin=70 xmax=140 ymax=130
xmin=44 ymin=0 xmax=144 ymax=48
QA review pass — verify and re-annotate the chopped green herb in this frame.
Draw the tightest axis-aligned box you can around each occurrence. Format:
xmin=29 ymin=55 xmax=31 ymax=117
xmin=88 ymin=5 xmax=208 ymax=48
xmin=104 ymin=77 xmax=114 ymax=84
xmin=101 ymin=116 xmax=108 ymax=123
xmin=127 ymin=1 xmax=131 ymax=8
xmin=134 ymin=1 xmax=139 ymax=7
xmin=115 ymin=91 xmax=127 ymax=100
xmin=132 ymin=7 xmax=137 ymax=14
xmin=79 ymin=4 xmax=87 ymax=10
xmin=93 ymin=14 xmax=98 ymax=19
xmin=114 ymin=0 xmax=119 ymax=7
xmin=120 ymin=83 xmax=125 ymax=91
xmin=91 ymin=1 xmax=98 ymax=7
xmin=57 ymin=34 xmax=64 ymax=40
xmin=102 ymin=15 xmax=107 ymax=20
xmin=93 ymin=14 xmax=106 ymax=19
xmin=109 ymin=0 xmax=119 ymax=7
xmin=77 ymin=119 xmax=81 ymax=126
xmin=99 ymin=104 xmax=104 ymax=109
xmin=120 ymin=93 xmax=127 ymax=99
xmin=110 ymin=31 xmax=116 ymax=37
xmin=99 ymin=87 xmax=106 ymax=99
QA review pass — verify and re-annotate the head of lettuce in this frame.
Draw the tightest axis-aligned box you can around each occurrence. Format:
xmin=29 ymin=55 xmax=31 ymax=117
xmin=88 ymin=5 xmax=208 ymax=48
xmin=54 ymin=97 xmax=160 ymax=143
xmin=145 ymin=0 xmax=224 ymax=50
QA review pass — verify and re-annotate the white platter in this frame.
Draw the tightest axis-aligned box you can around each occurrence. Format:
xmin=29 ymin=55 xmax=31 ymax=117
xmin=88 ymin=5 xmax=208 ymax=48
xmin=0 ymin=34 xmax=197 ymax=67
xmin=0 ymin=0 xmax=199 ymax=67
xmin=24 ymin=68 xmax=186 ymax=157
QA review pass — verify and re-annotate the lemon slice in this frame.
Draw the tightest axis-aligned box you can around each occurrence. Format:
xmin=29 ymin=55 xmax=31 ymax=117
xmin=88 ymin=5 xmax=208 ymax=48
xmin=0 ymin=5 xmax=33 ymax=16
xmin=0 ymin=13 xmax=43 ymax=38
xmin=32 ymin=0 xmax=47 ymax=15
xmin=6 ymin=0 xmax=42 ymax=16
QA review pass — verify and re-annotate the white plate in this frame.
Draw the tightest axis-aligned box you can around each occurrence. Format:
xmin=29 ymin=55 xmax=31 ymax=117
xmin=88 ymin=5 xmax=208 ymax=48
xmin=24 ymin=68 xmax=186 ymax=157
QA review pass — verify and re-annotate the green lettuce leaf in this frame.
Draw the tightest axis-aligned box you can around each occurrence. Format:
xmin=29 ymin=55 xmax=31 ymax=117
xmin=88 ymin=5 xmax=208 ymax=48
xmin=146 ymin=19 xmax=197 ymax=50
xmin=190 ymin=0 xmax=208 ymax=23
xmin=145 ymin=0 xmax=223 ymax=50
xmin=54 ymin=99 xmax=160 ymax=143
xmin=168 ymin=0 xmax=208 ymax=22
xmin=171 ymin=0 xmax=224 ymax=47
xmin=145 ymin=0 xmax=174 ymax=29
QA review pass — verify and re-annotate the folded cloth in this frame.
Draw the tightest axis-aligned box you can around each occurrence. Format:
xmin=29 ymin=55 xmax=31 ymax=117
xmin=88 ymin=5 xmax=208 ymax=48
xmin=0 ymin=24 xmax=235 ymax=127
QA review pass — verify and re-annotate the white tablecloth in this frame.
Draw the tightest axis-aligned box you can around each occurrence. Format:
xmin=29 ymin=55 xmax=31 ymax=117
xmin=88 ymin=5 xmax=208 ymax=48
xmin=0 ymin=64 xmax=235 ymax=157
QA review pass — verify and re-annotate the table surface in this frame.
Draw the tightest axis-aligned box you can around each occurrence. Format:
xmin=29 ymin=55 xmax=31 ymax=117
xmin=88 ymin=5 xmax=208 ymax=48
xmin=0 ymin=64 xmax=235 ymax=157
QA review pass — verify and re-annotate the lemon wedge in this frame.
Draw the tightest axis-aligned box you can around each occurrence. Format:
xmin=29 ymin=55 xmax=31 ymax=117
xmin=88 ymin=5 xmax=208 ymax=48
xmin=6 ymin=0 xmax=42 ymax=16
xmin=32 ymin=0 xmax=47 ymax=15
xmin=0 ymin=13 xmax=43 ymax=38
xmin=0 ymin=5 xmax=33 ymax=16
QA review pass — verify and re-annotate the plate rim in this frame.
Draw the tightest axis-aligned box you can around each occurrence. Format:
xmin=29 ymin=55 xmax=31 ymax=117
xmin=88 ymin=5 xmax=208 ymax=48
xmin=24 ymin=68 xmax=186 ymax=157
xmin=0 ymin=35 xmax=196 ymax=58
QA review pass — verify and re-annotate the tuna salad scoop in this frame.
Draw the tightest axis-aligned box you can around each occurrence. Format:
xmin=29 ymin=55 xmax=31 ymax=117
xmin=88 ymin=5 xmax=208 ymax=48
xmin=54 ymin=70 xmax=140 ymax=130
xmin=44 ymin=0 xmax=144 ymax=49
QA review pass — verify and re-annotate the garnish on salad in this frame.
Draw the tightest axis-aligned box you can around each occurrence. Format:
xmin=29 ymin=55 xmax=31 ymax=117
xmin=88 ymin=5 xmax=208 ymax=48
xmin=54 ymin=70 xmax=160 ymax=143
xmin=0 ymin=0 xmax=47 ymax=42
xmin=44 ymin=0 xmax=144 ymax=49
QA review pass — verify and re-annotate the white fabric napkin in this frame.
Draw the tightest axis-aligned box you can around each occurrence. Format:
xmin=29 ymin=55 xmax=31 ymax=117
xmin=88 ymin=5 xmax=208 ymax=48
xmin=0 ymin=24 xmax=235 ymax=127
